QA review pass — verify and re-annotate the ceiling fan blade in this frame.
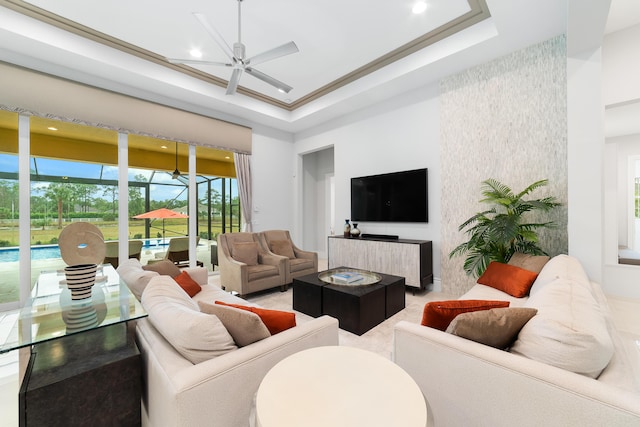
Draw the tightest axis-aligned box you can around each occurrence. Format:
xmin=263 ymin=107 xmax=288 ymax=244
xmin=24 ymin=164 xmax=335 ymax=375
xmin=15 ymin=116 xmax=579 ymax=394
xmin=226 ymin=68 xmax=243 ymax=95
xmin=247 ymin=41 xmax=299 ymax=67
xmin=193 ymin=12 xmax=235 ymax=62
xmin=166 ymin=58 xmax=231 ymax=67
xmin=245 ymin=67 xmax=293 ymax=93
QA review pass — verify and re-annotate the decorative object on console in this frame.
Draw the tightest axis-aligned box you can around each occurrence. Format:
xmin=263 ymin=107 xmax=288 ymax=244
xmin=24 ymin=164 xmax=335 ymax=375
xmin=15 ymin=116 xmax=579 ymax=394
xmin=59 ymin=222 xmax=106 ymax=300
xmin=449 ymin=178 xmax=561 ymax=278
xmin=350 ymin=223 xmax=361 ymax=237
xmin=64 ymin=263 xmax=99 ymax=300
xmin=343 ymin=219 xmax=351 ymax=237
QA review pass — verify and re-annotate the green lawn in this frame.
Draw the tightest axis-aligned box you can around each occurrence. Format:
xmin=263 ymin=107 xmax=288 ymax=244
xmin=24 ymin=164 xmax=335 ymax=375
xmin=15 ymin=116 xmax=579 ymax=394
xmin=0 ymin=219 xmax=229 ymax=247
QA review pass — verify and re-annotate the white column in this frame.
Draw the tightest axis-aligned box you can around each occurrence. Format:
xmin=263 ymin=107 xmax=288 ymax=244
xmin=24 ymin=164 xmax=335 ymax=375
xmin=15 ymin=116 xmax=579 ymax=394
xmin=189 ymin=144 xmax=197 ymax=267
xmin=18 ymin=114 xmax=30 ymax=307
xmin=118 ymin=133 xmax=129 ymax=263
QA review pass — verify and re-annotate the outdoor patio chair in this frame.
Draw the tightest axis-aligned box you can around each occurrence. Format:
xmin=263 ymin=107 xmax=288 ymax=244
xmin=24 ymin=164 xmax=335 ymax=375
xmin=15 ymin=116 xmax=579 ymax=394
xmin=103 ymin=239 xmax=143 ymax=269
xmin=153 ymin=236 xmax=203 ymax=267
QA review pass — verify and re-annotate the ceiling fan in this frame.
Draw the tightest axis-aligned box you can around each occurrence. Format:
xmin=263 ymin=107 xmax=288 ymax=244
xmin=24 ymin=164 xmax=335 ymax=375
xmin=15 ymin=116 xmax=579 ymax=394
xmin=167 ymin=0 xmax=299 ymax=95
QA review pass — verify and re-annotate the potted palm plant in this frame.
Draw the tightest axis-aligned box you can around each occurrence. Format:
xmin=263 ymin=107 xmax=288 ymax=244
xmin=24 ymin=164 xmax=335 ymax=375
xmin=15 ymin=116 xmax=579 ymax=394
xmin=449 ymin=178 xmax=560 ymax=278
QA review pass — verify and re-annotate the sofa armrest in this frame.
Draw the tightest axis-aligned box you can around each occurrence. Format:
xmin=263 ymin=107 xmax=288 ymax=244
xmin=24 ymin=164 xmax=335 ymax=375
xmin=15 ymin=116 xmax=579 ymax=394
xmin=182 ymin=266 xmax=208 ymax=286
xmin=293 ymin=246 xmax=318 ymax=263
xmin=137 ymin=315 xmax=339 ymax=427
xmin=393 ymin=321 xmax=640 ymax=427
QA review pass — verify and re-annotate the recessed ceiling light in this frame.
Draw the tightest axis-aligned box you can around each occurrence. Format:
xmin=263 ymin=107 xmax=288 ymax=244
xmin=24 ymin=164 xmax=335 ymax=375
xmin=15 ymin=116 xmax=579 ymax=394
xmin=225 ymin=156 xmax=230 ymax=159
xmin=412 ymin=1 xmax=427 ymax=14
xmin=189 ymin=49 xmax=203 ymax=58
xmin=160 ymin=145 xmax=168 ymax=149
xmin=47 ymin=127 xmax=58 ymax=131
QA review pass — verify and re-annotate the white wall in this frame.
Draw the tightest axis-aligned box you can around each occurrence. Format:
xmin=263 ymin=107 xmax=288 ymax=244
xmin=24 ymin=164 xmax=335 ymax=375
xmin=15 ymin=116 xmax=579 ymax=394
xmin=300 ymin=148 xmax=334 ymax=257
xmin=294 ymin=84 xmax=442 ymax=286
xmin=600 ymin=10 xmax=640 ymax=297
xmin=602 ymin=23 xmax=640 ymax=106
xmin=249 ymin=126 xmax=296 ymax=235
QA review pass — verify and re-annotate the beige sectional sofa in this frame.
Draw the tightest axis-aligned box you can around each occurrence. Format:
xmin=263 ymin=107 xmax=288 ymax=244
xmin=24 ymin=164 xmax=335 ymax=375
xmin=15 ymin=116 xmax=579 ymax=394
xmin=118 ymin=259 xmax=339 ymax=427
xmin=393 ymin=254 xmax=640 ymax=427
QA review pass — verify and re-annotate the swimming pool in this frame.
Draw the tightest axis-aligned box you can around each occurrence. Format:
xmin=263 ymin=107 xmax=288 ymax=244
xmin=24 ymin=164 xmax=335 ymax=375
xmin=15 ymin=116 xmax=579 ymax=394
xmin=0 ymin=240 xmax=169 ymax=263
xmin=0 ymin=246 xmax=61 ymax=263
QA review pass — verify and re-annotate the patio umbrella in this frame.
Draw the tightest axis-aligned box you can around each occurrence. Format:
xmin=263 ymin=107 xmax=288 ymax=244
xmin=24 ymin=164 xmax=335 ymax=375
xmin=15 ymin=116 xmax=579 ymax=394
xmin=133 ymin=208 xmax=188 ymax=242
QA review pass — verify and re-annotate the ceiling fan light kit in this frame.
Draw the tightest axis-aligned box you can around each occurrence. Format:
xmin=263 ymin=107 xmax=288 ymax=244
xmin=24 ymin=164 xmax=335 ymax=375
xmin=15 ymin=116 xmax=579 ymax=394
xmin=167 ymin=0 xmax=298 ymax=96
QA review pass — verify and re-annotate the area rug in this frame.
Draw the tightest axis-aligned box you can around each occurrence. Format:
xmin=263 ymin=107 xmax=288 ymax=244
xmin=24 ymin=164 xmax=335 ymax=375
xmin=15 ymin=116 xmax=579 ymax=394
xmin=208 ymin=273 xmax=453 ymax=360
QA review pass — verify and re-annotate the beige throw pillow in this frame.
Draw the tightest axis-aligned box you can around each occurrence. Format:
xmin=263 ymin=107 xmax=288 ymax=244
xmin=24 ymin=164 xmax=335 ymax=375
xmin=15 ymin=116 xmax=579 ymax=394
xmin=142 ymin=277 xmax=237 ymax=364
xmin=143 ymin=259 xmax=182 ymax=278
xmin=507 ymin=252 xmax=550 ymax=274
xmin=270 ymin=240 xmax=296 ymax=259
xmin=198 ymin=301 xmax=271 ymax=347
xmin=446 ymin=307 xmax=538 ymax=349
xmin=231 ymin=242 xmax=259 ymax=265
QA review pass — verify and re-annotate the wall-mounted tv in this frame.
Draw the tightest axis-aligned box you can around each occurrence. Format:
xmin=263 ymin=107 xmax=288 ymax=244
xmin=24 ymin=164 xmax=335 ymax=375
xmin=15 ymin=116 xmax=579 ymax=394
xmin=351 ymin=168 xmax=428 ymax=223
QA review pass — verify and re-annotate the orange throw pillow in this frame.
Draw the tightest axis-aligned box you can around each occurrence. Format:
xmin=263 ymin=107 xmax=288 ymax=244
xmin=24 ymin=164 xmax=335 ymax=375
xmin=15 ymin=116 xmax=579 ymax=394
xmin=421 ymin=300 xmax=510 ymax=331
xmin=174 ymin=271 xmax=202 ymax=297
xmin=477 ymin=261 xmax=539 ymax=298
xmin=215 ymin=301 xmax=296 ymax=335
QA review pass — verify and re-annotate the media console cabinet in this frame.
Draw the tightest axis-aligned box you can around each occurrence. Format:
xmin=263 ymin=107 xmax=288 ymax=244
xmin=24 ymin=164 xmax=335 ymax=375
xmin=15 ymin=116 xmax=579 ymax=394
xmin=327 ymin=236 xmax=433 ymax=289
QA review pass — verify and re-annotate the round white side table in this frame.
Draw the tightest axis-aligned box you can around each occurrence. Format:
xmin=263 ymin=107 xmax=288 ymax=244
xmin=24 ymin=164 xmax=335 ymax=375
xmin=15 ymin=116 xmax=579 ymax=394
xmin=255 ymin=346 xmax=427 ymax=427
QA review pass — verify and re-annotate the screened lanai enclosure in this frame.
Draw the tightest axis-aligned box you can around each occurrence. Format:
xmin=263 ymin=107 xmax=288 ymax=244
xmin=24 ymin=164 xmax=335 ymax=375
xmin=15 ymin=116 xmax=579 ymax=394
xmin=0 ymin=111 xmax=241 ymax=305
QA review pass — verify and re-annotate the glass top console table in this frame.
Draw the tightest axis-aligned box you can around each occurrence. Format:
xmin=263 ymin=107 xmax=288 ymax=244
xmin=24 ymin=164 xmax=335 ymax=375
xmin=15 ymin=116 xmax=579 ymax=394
xmin=3 ymin=264 xmax=147 ymax=425
xmin=0 ymin=264 xmax=146 ymax=353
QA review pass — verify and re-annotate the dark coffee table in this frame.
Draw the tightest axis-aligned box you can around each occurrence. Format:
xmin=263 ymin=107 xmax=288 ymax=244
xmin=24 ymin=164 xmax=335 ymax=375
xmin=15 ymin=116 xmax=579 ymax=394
xmin=293 ymin=268 xmax=405 ymax=335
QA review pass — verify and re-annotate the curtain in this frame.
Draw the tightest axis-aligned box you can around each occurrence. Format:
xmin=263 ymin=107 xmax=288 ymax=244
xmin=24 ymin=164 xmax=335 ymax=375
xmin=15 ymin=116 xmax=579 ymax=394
xmin=234 ymin=152 xmax=252 ymax=232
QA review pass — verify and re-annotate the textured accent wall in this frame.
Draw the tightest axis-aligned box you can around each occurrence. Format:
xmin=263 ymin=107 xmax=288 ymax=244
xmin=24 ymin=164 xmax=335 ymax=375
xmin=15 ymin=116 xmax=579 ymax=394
xmin=440 ymin=36 xmax=568 ymax=296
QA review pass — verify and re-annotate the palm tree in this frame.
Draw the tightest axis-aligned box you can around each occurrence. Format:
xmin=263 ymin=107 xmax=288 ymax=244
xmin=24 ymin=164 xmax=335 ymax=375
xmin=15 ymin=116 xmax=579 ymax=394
xmin=449 ymin=179 xmax=560 ymax=278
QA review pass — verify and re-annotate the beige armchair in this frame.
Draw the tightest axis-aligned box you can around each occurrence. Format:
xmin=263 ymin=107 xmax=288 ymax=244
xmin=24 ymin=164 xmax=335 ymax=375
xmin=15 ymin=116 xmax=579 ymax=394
xmin=217 ymin=232 xmax=286 ymax=296
xmin=258 ymin=230 xmax=318 ymax=284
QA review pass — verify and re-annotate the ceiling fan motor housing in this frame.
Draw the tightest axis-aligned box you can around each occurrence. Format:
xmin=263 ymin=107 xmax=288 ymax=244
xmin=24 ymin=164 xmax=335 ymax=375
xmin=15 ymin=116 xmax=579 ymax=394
xmin=233 ymin=42 xmax=246 ymax=61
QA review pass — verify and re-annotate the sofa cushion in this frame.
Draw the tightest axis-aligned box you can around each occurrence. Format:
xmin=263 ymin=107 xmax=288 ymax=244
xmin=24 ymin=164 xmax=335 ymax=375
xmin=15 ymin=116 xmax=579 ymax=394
xmin=507 ymin=252 xmax=550 ymax=273
xmin=270 ymin=239 xmax=296 ymax=259
xmin=143 ymin=259 xmax=181 ymax=278
xmin=421 ymin=300 xmax=510 ymax=331
xmin=290 ymin=258 xmax=314 ymax=272
xmin=215 ymin=301 xmax=296 ymax=335
xmin=510 ymin=278 xmax=614 ymax=378
xmin=446 ymin=307 xmax=538 ymax=349
xmin=174 ymin=271 xmax=202 ymax=297
xmin=247 ymin=264 xmax=279 ymax=281
xmin=117 ymin=258 xmax=159 ymax=301
xmin=477 ymin=262 xmax=538 ymax=298
xmin=231 ymin=242 xmax=259 ymax=266
xmin=529 ymin=254 xmax=590 ymax=296
xmin=198 ymin=301 xmax=271 ymax=347
xmin=142 ymin=276 xmax=237 ymax=364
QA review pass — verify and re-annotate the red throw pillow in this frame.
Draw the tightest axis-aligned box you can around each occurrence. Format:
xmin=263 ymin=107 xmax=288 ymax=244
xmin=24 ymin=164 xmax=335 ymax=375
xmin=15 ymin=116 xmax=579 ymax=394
xmin=174 ymin=271 xmax=202 ymax=297
xmin=421 ymin=300 xmax=510 ymax=331
xmin=477 ymin=261 xmax=539 ymax=298
xmin=215 ymin=301 xmax=296 ymax=335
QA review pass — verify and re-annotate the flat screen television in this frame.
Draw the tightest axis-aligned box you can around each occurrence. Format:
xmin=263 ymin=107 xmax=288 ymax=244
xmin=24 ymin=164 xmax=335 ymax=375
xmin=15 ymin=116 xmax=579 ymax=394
xmin=351 ymin=168 xmax=428 ymax=223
